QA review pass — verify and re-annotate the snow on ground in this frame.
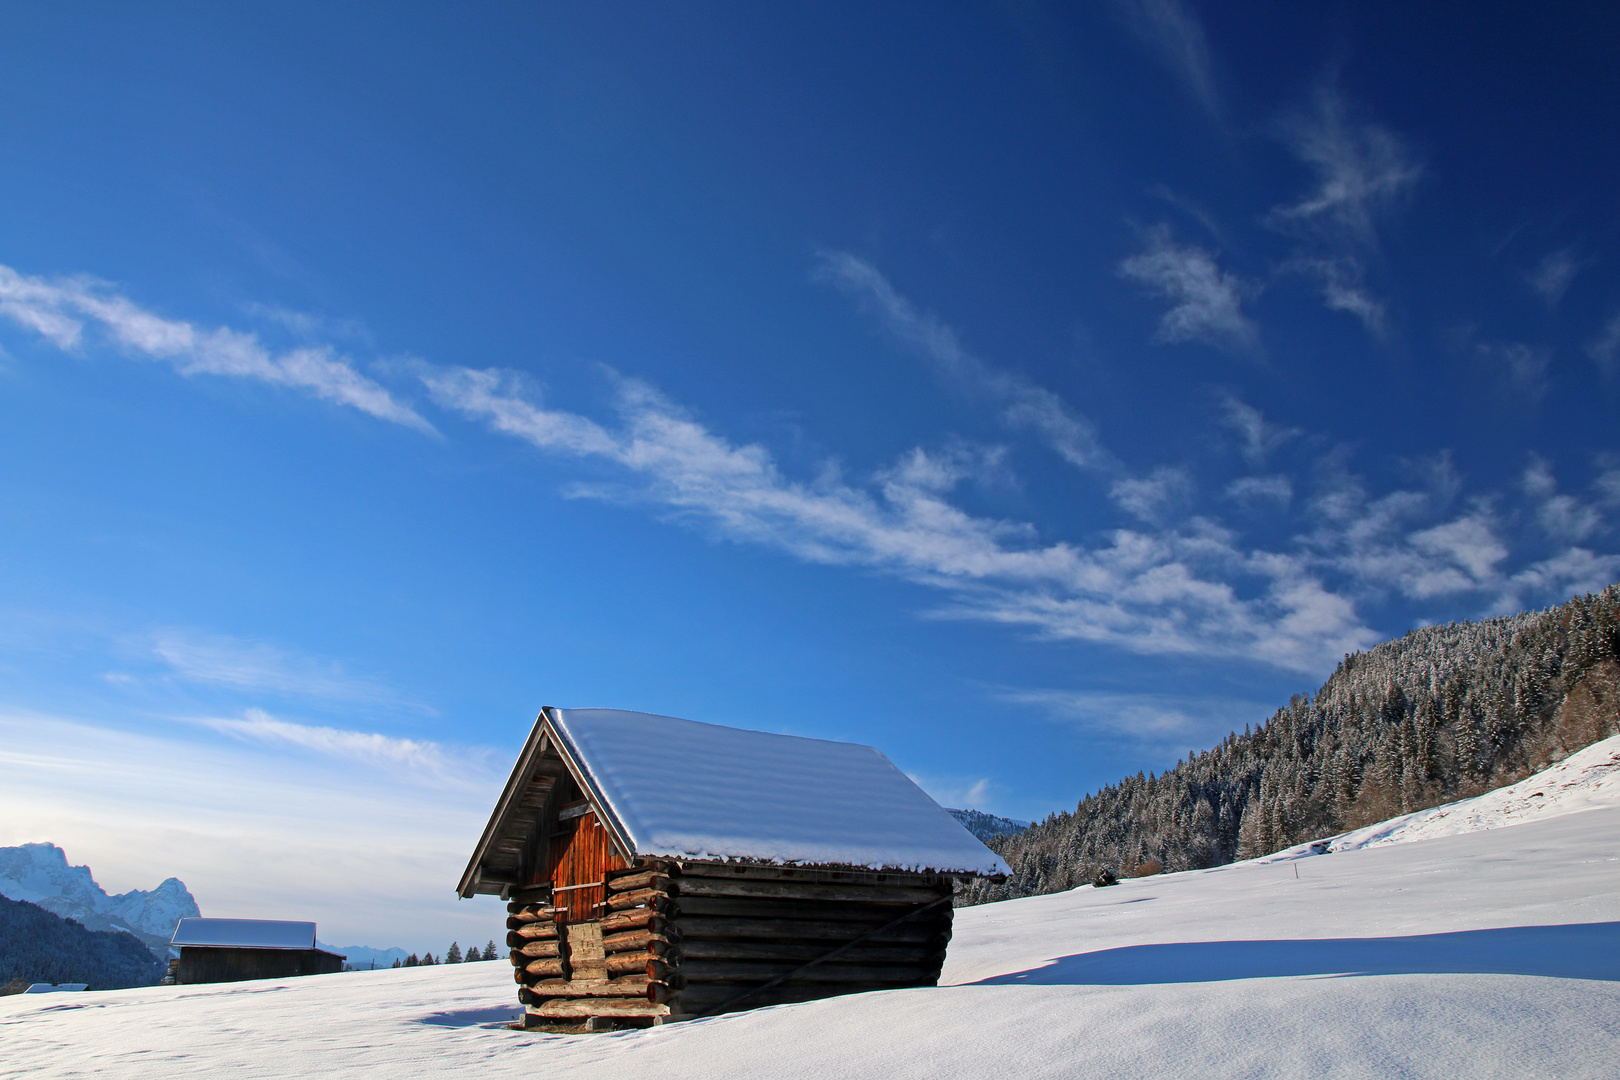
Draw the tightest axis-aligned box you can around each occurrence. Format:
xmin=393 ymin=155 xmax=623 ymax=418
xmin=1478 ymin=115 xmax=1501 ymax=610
xmin=1268 ymin=733 xmax=1620 ymax=861
xmin=4 ymin=760 xmax=1618 ymax=1079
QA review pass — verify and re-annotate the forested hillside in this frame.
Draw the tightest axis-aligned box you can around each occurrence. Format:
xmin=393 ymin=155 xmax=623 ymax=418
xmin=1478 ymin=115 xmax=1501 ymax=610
xmin=0 ymin=895 xmax=165 ymax=990
xmin=962 ymin=586 xmax=1620 ymax=905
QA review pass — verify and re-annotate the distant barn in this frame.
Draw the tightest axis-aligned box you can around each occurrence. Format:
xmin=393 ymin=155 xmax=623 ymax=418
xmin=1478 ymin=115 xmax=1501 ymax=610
xmin=459 ymin=707 xmax=1009 ymax=1028
xmin=169 ymin=919 xmax=345 ymax=984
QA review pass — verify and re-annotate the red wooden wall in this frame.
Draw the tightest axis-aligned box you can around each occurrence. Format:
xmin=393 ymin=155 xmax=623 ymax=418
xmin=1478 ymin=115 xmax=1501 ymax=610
xmin=544 ymin=810 xmax=627 ymax=922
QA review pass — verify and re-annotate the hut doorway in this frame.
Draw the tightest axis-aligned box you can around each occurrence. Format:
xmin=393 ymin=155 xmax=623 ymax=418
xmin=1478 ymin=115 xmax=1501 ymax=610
xmin=544 ymin=803 xmax=622 ymax=922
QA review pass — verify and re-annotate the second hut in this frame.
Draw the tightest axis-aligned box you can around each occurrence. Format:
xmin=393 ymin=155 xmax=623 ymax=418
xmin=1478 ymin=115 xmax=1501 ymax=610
xmin=458 ymin=707 xmax=1009 ymax=1028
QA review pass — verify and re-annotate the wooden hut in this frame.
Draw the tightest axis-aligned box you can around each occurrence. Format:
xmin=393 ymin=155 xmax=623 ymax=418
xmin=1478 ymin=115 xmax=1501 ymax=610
xmin=458 ymin=707 xmax=1009 ymax=1028
xmin=168 ymin=918 xmax=346 ymax=984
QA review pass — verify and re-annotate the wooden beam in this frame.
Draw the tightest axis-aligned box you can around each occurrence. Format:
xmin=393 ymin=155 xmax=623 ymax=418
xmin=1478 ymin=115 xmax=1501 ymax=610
xmin=675 ymin=862 xmax=954 ymax=888
xmin=672 ymin=877 xmax=944 ymax=904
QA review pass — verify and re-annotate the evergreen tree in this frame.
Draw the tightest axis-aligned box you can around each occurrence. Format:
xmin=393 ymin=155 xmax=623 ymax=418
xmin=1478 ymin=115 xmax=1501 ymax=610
xmin=404 ymin=953 xmax=419 ymax=967
xmin=483 ymin=940 xmax=498 ymax=961
xmin=422 ymin=953 xmax=436 ymax=965
xmin=445 ymin=942 xmax=462 ymax=964
xmin=391 ymin=959 xmax=401 ymax=968
xmin=962 ymin=586 xmax=1620 ymax=907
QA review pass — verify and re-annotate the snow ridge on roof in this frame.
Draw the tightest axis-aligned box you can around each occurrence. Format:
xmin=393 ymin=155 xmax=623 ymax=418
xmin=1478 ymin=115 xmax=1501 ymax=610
xmin=549 ymin=708 xmax=1010 ymax=876
xmin=171 ymin=918 xmax=317 ymax=950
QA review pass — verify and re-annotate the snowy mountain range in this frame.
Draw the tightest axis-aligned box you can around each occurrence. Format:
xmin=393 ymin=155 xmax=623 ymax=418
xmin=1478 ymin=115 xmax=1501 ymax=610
xmin=0 ymin=843 xmax=199 ymax=956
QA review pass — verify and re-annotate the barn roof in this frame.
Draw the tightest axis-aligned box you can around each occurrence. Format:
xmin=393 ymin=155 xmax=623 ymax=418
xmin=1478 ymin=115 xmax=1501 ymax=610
xmin=458 ymin=707 xmax=1010 ymax=896
xmin=170 ymin=918 xmax=318 ymax=950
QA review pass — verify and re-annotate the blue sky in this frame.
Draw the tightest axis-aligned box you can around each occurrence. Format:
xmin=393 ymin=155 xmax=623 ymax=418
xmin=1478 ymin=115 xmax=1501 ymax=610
xmin=2 ymin=2 xmax=1618 ymax=949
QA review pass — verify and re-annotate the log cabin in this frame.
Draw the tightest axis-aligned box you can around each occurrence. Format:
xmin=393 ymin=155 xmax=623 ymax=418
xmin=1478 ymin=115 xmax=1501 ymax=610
xmin=458 ymin=707 xmax=1010 ymax=1028
xmin=168 ymin=918 xmax=345 ymax=984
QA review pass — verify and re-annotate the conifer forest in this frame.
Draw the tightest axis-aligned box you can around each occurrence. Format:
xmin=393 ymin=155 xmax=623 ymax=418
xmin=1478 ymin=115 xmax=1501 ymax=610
xmin=961 ymin=585 xmax=1620 ymax=905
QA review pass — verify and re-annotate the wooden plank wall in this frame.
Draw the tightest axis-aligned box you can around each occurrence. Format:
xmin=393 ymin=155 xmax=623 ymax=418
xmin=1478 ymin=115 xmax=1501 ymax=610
xmin=544 ymin=811 xmax=626 ymax=922
xmin=509 ymin=861 xmax=956 ymax=1028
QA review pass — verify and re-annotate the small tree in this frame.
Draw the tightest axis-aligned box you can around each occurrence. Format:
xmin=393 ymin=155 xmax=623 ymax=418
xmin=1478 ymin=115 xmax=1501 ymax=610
xmin=445 ymin=942 xmax=462 ymax=964
xmin=391 ymin=959 xmax=401 ymax=969
xmin=483 ymin=940 xmax=498 ymax=961
xmin=422 ymin=953 xmax=436 ymax=965
xmin=404 ymin=953 xmax=419 ymax=967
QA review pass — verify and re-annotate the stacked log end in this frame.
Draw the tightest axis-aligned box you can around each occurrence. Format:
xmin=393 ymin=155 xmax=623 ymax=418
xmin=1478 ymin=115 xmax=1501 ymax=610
xmin=510 ymin=873 xmax=677 ymax=1026
xmin=510 ymin=863 xmax=954 ymax=1027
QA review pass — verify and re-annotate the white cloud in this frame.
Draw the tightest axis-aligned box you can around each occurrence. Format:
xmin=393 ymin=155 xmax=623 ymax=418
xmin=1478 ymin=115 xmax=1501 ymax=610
xmin=1119 ymin=226 xmax=1260 ymax=354
xmin=814 ymin=252 xmax=1117 ymax=472
xmin=1527 ymin=248 xmax=1582 ymax=307
xmin=1005 ymin=687 xmax=1274 ymax=758
xmin=0 ymin=264 xmax=432 ymax=432
xmin=1111 ymin=467 xmax=1192 ymax=524
xmin=1267 ymin=88 xmax=1423 ymax=250
xmin=1587 ymin=312 xmax=1620 ymax=378
xmin=1226 ymin=475 xmax=1293 ymax=506
xmin=1117 ymin=0 xmax=1221 ymax=120
xmin=150 ymin=630 xmax=419 ymax=709
xmin=1476 ymin=339 xmax=1552 ymax=401
xmin=1522 ymin=456 xmax=1603 ymax=543
xmin=427 ymin=362 xmax=1377 ymax=672
xmin=1290 ymin=256 xmax=1388 ymax=337
xmin=1218 ymin=393 xmax=1299 ymax=468
xmin=196 ymin=709 xmax=469 ymax=779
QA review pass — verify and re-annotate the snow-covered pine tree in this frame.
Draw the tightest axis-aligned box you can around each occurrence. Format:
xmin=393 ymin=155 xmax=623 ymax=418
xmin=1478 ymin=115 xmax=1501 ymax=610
xmin=961 ymin=585 xmax=1620 ymax=906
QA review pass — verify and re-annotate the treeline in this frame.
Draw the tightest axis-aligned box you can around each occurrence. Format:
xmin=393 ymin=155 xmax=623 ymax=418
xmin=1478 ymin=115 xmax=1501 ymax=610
xmin=962 ymin=585 xmax=1620 ymax=905
xmin=391 ymin=940 xmax=500 ymax=967
xmin=0 ymin=895 xmax=165 ymax=990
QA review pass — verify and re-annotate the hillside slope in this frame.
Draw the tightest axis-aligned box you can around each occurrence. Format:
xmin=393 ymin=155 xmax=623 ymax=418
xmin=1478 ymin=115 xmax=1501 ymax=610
xmin=966 ymin=586 xmax=1620 ymax=903
xmin=0 ymin=896 xmax=165 ymax=991
xmin=2 ymin=753 xmax=1616 ymax=1079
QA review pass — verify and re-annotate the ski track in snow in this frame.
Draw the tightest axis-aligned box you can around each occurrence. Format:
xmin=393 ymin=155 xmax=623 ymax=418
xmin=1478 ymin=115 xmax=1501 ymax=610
xmin=4 ymin=752 xmax=1618 ymax=1079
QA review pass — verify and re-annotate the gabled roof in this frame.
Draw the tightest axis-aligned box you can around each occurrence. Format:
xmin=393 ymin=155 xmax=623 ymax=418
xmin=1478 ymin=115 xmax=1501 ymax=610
xmin=458 ymin=707 xmax=1010 ymax=897
xmin=170 ymin=918 xmax=318 ymax=950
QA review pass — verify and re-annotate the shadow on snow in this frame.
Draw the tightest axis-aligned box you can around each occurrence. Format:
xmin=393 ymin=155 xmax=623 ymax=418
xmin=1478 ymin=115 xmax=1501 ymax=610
xmin=971 ymin=923 xmax=1620 ymax=985
xmin=414 ymin=1006 xmax=524 ymax=1027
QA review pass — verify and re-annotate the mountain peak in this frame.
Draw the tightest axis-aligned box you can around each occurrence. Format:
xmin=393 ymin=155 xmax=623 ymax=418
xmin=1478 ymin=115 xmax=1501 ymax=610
xmin=0 ymin=843 xmax=200 ymax=944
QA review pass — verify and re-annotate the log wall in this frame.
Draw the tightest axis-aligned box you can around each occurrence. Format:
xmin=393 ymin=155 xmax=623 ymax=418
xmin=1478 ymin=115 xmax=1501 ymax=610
xmin=508 ymin=862 xmax=954 ymax=1027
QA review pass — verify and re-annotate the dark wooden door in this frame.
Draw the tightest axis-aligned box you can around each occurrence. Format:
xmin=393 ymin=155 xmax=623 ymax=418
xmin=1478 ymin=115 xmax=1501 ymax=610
xmin=546 ymin=810 xmax=626 ymax=922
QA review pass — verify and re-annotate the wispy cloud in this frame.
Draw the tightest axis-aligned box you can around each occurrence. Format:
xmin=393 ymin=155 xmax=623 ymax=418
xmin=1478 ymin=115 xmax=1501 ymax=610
xmin=1522 ymin=456 xmax=1603 ymax=543
xmin=1526 ymin=248 xmax=1583 ymax=307
xmin=1288 ymin=256 xmax=1388 ymax=337
xmin=1302 ymin=464 xmax=1618 ymax=614
xmin=1218 ymin=393 xmax=1299 ymax=468
xmin=1110 ymin=467 xmax=1192 ymax=525
xmin=427 ymin=362 xmax=1378 ymax=673
xmin=813 ymin=251 xmax=1118 ymax=472
xmin=0 ymin=264 xmax=432 ymax=432
xmin=1266 ymin=87 xmax=1420 ymax=335
xmin=196 ymin=708 xmax=470 ymax=778
xmin=1475 ymin=339 xmax=1553 ymax=401
xmin=150 ymin=630 xmax=421 ymax=709
xmin=1117 ymin=0 xmax=1221 ymax=120
xmin=1267 ymin=87 xmax=1423 ymax=249
xmin=1587 ymin=312 xmax=1620 ymax=378
xmin=1004 ymin=687 xmax=1273 ymax=758
xmin=1226 ymin=474 xmax=1293 ymax=506
xmin=1118 ymin=226 xmax=1260 ymax=354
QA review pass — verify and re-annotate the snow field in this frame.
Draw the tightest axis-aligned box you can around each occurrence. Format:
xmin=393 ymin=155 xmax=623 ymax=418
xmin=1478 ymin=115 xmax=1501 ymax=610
xmin=3 ymin=759 xmax=1617 ymax=1080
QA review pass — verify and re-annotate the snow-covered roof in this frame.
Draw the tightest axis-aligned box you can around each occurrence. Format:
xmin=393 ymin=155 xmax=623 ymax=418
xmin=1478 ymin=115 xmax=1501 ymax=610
xmin=171 ymin=918 xmax=317 ymax=950
xmin=546 ymin=708 xmax=1010 ymax=875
